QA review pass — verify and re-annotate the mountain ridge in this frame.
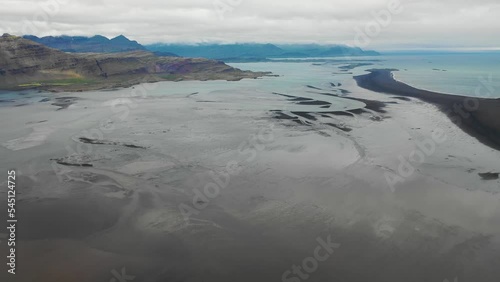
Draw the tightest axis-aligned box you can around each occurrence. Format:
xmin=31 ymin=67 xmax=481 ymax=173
xmin=20 ymin=34 xmax=380 ymax=60
xmin=23 ymin=34 xmax=147 ymax=53
xmin=146 ymin=42 xmax=380 ymax=60
xmin=0 ymin=34 xmax=270 ymax=92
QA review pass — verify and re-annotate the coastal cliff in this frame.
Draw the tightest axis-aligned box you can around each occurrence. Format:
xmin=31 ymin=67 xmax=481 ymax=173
xmin=0 ymin=34 xmax=270 ymax=91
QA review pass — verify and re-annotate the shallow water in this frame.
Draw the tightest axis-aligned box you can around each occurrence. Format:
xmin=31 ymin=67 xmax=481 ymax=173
xmin=0 ymin=90 xmax=52 ymax=107
xmin=3 ymin=53 xmax=498 ymax=110
xmin=260 ymin=53 xmax=500 ymax=98
xmin=375 ymin=53 xmax=500 ymax=98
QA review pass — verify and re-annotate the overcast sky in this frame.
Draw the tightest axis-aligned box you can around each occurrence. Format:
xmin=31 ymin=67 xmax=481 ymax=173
xmin=1 ymin=0 xmax=499 ymax=50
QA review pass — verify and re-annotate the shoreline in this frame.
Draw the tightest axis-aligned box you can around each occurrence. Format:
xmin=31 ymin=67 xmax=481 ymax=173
xmin=354 ymin=69 xmax=500 ymax=150
xmin=0 ymin=71 xmax=273 ymax=93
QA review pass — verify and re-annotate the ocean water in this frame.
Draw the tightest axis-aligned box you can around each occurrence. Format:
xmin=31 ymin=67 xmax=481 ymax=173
xmin=1 ymin=53 xmax=498 ymax=110
xmin=0 ymin=90 xmax=52 ymax=107
xmin=0 ymin=62 xmax=366 ymax=112
xmin=374 ymin=53 xmax=500 ymax=98
xmin=260 ymin=53 xmax=500 ymax=98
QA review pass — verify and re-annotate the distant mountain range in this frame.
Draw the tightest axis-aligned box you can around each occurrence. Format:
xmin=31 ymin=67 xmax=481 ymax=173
xmin=21 ymin=34 xmax=379 ymax=60
xmin=145 ymin=43 xmax=380 ymax=60
xmin=23 ymin=35 xmax=148 ymax=53
xmin=1 ymin=34 xmax=268 ymax=91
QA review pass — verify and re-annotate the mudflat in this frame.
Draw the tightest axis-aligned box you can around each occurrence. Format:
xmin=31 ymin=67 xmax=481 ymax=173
xmin=1 ymin=78 xmax=499 ymax=281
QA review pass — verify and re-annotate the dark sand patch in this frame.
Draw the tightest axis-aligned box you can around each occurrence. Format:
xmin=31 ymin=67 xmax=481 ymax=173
xmin=296 ymin=100 xmax=331 ymax=106
xmin=316 ymin=131 xmax=332 ymax=137
xmin=339 ymin=89 xmax=351 ymax=95
xmin=272 ymin=92 xmax=296 ymax=99
xmin=26 ymin=120 xmax=48 ymax=125
xmin=478 ymin=172 xmax=499 ymax=180
xmin=327 ymin=111 xmax=356 ymax=117
xmin=292 ymin=97 xmax=314 ymax=102
xmin=310 ymin=91 xmax=387 ymax=113
xmin=52 ymin=159 xmax=94 ymax=167
xmin=306 ymin=85 xmax=323 ymax=90
xmin=78 ymin=137 xmax=146 ymax=149
xmin=50 ymin=153 xmax=105 ymax=167
xmin=335 ymin=96 xmax=387 ymax=113
xmin=325 ymin=123 xmax=353 ymax=132
xmin=51 ymin=96 xmax=80 ymax=110
xmin=291 ymin=112 xmax=317 ymax=121
xmin=339 ymin=63 xmax=373 ymax=71
xmin=391 ymin=96 xmax=412 ymax=101
xmin=272 ymin=111 xmax=298 ymax=120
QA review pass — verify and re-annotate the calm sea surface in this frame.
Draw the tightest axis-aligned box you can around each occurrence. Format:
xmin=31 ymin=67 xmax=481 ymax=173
xmin=1 ymin=53 xmax=498 ymax=109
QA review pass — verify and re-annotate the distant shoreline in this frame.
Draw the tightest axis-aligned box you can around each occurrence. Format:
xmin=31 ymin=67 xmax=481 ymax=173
xmin=354 ymin=69 xmax=500 ymax=150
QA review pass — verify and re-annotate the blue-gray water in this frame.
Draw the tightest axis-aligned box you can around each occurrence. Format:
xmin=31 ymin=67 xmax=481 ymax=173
xmin=376 ymin=53 xmax=500 ymax=98
xmin=262 ymin=52 xmax=500 ymax=98
xmin=1 ymin=53 xmax=499 ymax=109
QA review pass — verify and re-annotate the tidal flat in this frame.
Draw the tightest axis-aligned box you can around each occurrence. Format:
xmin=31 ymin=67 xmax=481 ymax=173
xmin=0 ymin=61 xmax=500 ymax=282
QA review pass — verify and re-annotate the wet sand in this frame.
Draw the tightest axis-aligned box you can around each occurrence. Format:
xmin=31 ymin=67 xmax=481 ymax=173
xmin=0 ymin=79 xmax=500 ymax=282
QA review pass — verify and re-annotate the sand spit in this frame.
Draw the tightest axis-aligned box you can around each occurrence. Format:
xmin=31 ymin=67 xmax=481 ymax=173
xmin=354 ymin=69 xmax=500 ymax=150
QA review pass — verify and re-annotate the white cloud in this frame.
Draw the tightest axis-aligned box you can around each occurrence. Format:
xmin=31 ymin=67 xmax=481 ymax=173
xmin=0 ymin=0 xmax=498 ymax=49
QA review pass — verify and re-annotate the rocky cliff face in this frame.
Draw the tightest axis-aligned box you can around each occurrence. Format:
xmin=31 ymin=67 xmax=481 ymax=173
xmin=0 ymin=34 xmax=269 ymax=91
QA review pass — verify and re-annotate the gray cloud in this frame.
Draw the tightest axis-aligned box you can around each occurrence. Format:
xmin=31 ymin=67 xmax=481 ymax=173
xmin=0 ymin=0 xmax=499 ymax=49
